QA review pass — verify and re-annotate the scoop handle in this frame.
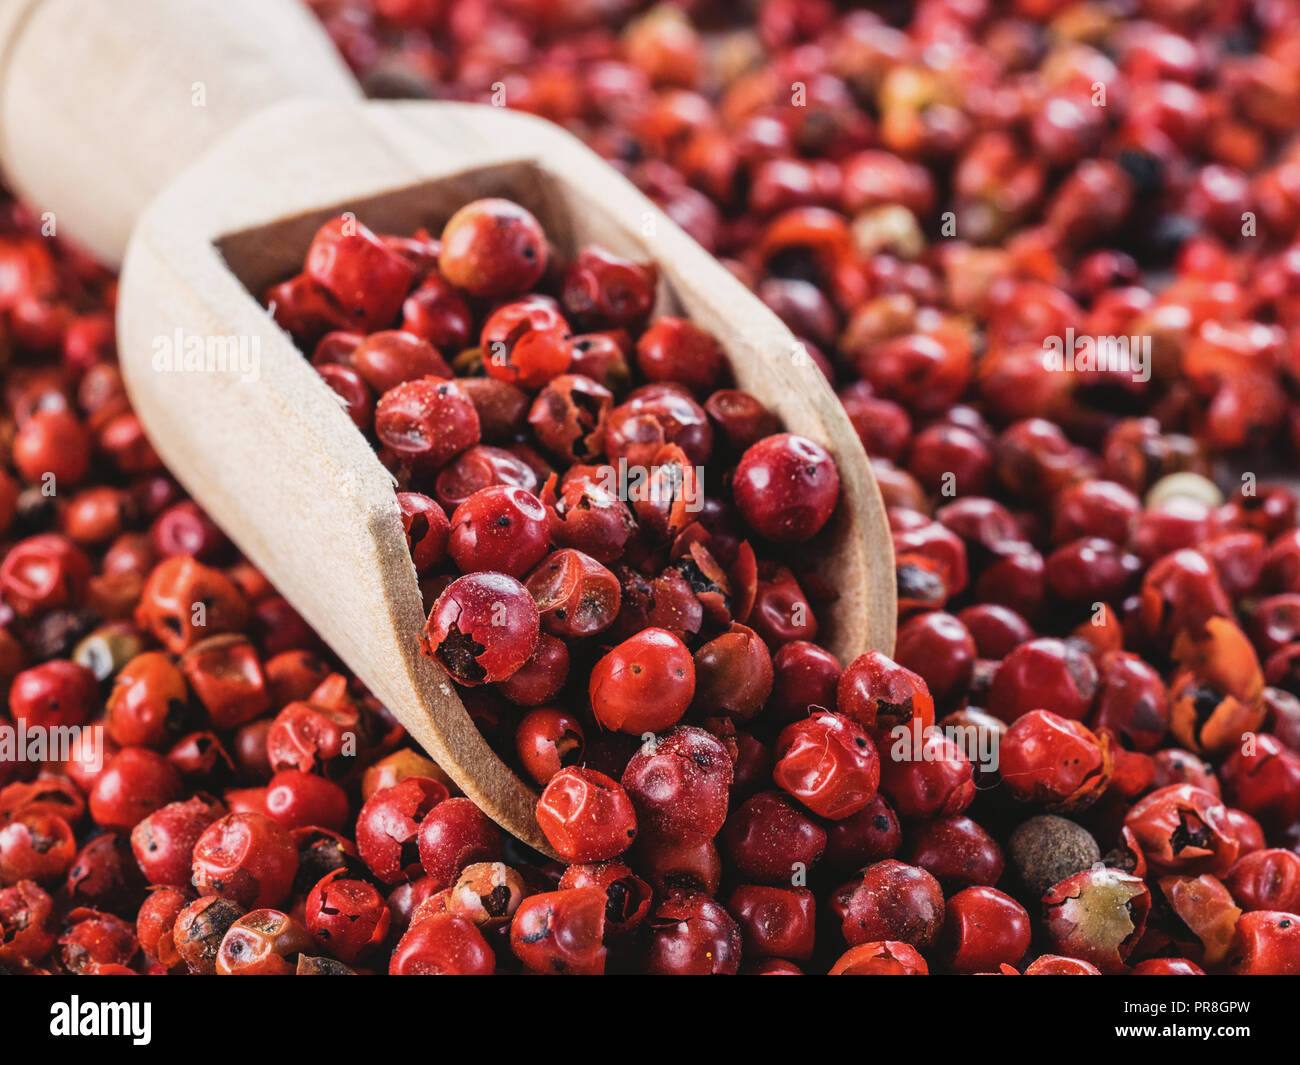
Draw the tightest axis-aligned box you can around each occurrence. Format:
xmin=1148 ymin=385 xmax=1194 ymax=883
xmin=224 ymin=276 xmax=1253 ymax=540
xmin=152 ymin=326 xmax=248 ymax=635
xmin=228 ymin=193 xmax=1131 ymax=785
xmin=0 ymin=0 xmax=361 ymax=265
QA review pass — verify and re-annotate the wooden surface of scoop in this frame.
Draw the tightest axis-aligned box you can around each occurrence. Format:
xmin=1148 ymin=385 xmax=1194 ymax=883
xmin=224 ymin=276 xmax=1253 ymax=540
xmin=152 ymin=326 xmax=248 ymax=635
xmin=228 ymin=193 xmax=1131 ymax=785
xmin=0 ymin=0 xmax=897 ymax=852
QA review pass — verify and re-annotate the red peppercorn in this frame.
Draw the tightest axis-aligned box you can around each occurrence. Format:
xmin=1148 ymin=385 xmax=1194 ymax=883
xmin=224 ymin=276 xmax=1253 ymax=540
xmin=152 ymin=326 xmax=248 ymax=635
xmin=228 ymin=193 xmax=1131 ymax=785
xmin=894 ymin=610 xmax=977 ymax=706
xmin=833 ymin=859 xmax=945 ymax=950
xmin=605 ymin=383 xmax=713 ymax=468
xmin=350 ymin=330 xmax=452 ymax=393
xmin=1224 ymin=807 xmax=1266 ymax=856
xmin=824 ymin=794 xmax=902 ymax=872
xmin=706 ymin=389 xmax=782 ymax=455
xmin=396 ymin=491 xmax=449 ymax=574
xmin=422 ymin=572 xmax=539 ymax=685
xmin=768 ymin=639 xmax=841 ymax=725
xmin=446 ymin=861 xmax=526 ymax=930
xmin=389 ymin=911 xmax=495 ymax=974
xmin=829 ymin=940 xmax=930 ymax=975
xmin=646 ymin=890 xmax=742 ymax=975
xmin=102 ymin=652 xmax=187 ymax=747
xmin=614 ymin=445 xmax=687 ymax=543
xmin=0 ymin=778 xmax=84 ymax=824
xmin=160 ymin=733 xmax=229 ymax=793
xmin=1138 ymin=548 xmax=1233 ymax=641
xmin=480 ymin=300 xmax=574 ymax=390
xmin=722 ymin=791 xmax=826 ymax=884
xmin=417 ymin=797 xmax=504 ymax=889
xmin=633 ymin=828 xmax=722 ymax=896
xmin=215 ymin=907 xmax=313 ymax=975
xmin=266 ymin=273 xmax=349 ymax=344
xmin=1124 ymin=784 xmax=1239 ymax=876
xmin=266 ymin=697 xmax=362 ymax=778
xmin=401 ymin=272 xmax=473 ymax=354
xmin=304 ymin=868 xmax=391 ymax=963
xmin=725 ymin=884 xmax=815 ymax=961
xmin=1042 ymin=867 xmax=1151 ymax=973
xmin=250 ymin=594 xmax=317 ymax=657
xmin=191 ymin=812 xmax=298 ymax=909
xmin=179 ymin=633 xmax=271 ymax=729
xmin=557 ymin=860 xmax=651 ymax=935
xmin=439 ymin=198 xmax=547 ymax=298
xmin=511 ymin=705 xmax=584 ymax=786
xmin=1225 ymin=849 xmax=1300 ymax=912
xmin=528 ymin=373 xmax=614 ymax=463
xmin=999 ymin=709 xmax=1112 ymax=812
xmin=317 ymin=364 xmax=374 ymax=430
xmin=569 ymin=332 xmax=631 ymax=391
xmin=773 ymin=710 xmax=880 ymax=820
xmin=1220 ymin=733 xmax=1300 ymax=833
xmin=89 ymin=748 xmax=184 ymax=833
xmin=511 ymin=887 xmax=607 ymax=975
xmin=258 ymin=651 xmax=325 ymax=713
xmin=13 ymin=408 xmax=92 ymax=486
xmin=1230 ymin=911 xmax=1300 ymax=974
xmin=150 ymin=500 xmax=228 ymax=561
xmin=0 ymin=880 xmax=58 ymax=966
xmin=134 ymin=556 xmax=248 ymax=654
xmin=733 ymin=433 xmax=839 ymax=542
xmin=290 ymin=826 xmax=362 ymax=897
xmin=304 ymin=215 xmax=415 ymax=332
xmin=61 ymin=486 xmax=132 ymax=545
xmin=536 ymin=767 xmax=638 ymax=862
xmin=879 ymin=730 xmax=976 ymax=820
xmin=563 ymin=245 xmax=658 ymax=329
xmin=545 ymin=478 xmax=635 ymax=562
xmin=1 ymin=533 xmax=92 ymax=617
xmin=957 ymin=604 xmax=1035 ymax=659
xmin=525 ymin=548 xmax=622 ymax=639
xmin=589 ymin=627 xmax=695 ymax=733
xmin=449 ymin=485 xmax=551 ymax=578
xmin=498 ymin=633 xmax=569 ymax=707
xmin=692 ymin=623 xmax=773 ymax=720
xmin=264 ymin=769 xmax=349 ymax=832
xmin=941 ymin=886 xmax=1032 ymax=974
xmin=909 ymin=423 xmax=992 ymax=497
xmin=8 ymin=659 xmax=97 ymax=730
xmin=621 ymin=726 xmax=733 ymax=838
xmin=0 ymin=812 xmax=76 ymax=886
xmin=1091 ymin=651 xmax=1170 ymax=751
xmin=837 ymin=649 xmax=935 ymax=739
xmin=130 ymin=796 xmax=223 ymax=888
xmin=355 ymin=777 xmax=449 ymax=885
xmin=906 ymin=814 xmax=1005 ymax=891
xmin=360 ymin=750 xmax=446 ymax=803
xmin=989 ymin=637 xmax=1099 ymax=723
xmin=375 ymin=377 xmax=481 ymax=473
xmin=57 ymin=908 xmax=139 ymax=974
xmin=171 ymin=895 xmax=245 ymax=974
xmin=1152 ymin=748 xmax=1221 ymax=796
xmin=634 ymin=317 xmax=726 ymax=395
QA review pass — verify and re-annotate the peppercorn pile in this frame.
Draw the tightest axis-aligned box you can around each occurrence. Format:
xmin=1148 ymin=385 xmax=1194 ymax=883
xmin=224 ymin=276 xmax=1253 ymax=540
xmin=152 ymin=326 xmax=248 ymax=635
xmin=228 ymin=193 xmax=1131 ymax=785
xmin=4 ymin=0 xmax=1300 ymax=975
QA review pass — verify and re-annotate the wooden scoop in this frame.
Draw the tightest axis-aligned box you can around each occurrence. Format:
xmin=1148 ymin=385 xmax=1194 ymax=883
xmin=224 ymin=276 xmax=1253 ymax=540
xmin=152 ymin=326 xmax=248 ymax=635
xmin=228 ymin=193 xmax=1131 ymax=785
xmin=0 ymin=0 xmax=896 ymax=852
